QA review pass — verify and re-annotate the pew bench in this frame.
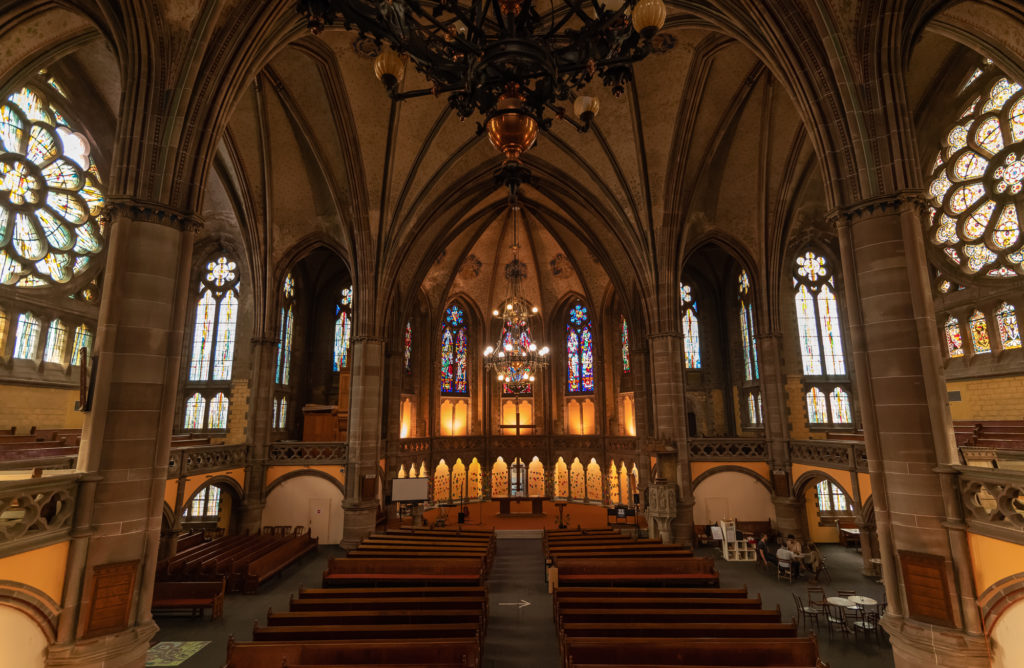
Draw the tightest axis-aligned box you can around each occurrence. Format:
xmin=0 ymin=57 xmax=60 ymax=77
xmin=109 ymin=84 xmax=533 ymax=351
xmin=244 ymin=535 xmax=317 ymax=593
xmin=151 ymin=579 xmax=225 ymax=619
xmin=224 ymin=638 xmax=482 ymax=668
xmin=563 ymin=636 xmax=824 ymax=667
xmin=251 ymin=622 xmax=481 ymax=642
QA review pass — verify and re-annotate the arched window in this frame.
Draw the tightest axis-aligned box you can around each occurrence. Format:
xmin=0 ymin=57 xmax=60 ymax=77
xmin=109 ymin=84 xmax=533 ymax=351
xmin=188 ymin=256 xmax=240 ymax=382
xmin=806 ymin=387 xmax=828 ymax=424
xmin=333 ymin=285 xmax=352 ymax=371
xmin=43 ymin=318 xmax=66 ymax=363
xmin=620 ymin=315 xmax=631 ymax=374
xmin=208 ymin=393 xmax=229 ymax=430
xmin=0 ymin=83 xmax=106 ymax=287
xmin=277 ymin=397 xmax=287 ymax=430
xmin=829 ymin=388 xmax=852 ymax=424
xmin=737 ymin=271 xmax=758 ymax=380
xmin=70 ymin=324 xmax=92 ymax=366
xmin=680 ymin=283 xmax=700 ymax=368
xmin=184 ymin=392 xmax=206 ymax=430
xmin=816 ymin=480 xmax=850 ymax=513
xmin=185 ymin=485 xmax=221 ymax=519
xmin=0 ymin=308 xmax=7 ymax=353
xmin=566 ymin=303 xmax=594 ymax=393
xmin=403 ymin=321 xmax=413 ymax=374
xmin=945 ymin=316 xmax=965 ymax=358
xmin=441 ymin=303 xmax=468 ymax=395
xmin=793 ymin=251 xmax=846 ymax=375
xmin=996 ymin=302 xmax=1022 ymax=349
xmin=13 ymin=312 xmax=40 ymax=359
xmin=747 ymin=392 xmax=763 ymax=425
xmin=276 ymin=274 xmax=295 ymax=385
xmin=926 ymin=66 xmax=1024 ymax=278
xmin=969 ymin=309 xmax=991 ymax=353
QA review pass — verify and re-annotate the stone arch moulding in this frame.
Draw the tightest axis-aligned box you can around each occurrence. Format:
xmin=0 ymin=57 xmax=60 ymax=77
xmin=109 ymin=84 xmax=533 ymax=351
xmin=162 ymin=502 xmax=175 ymax=529
xmin=183 ymin=475 xmax=245 ymax=509
xmin=691 ymin=465 xmax=772 ymax=494
xmin=265 ymin=469 xmax=346 ymax=497
xmin=977 ymin=571 xmax=1024 ymax=632
xmin=791 ymin=469 xmax=854 ymax=505
xmin=0 ymin=581 xmax=61 ymax=642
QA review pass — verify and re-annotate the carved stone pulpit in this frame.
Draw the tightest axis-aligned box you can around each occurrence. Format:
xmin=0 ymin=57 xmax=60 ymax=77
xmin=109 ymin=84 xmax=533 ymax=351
xmin=646 ymin=477 xmax=677 ymax=544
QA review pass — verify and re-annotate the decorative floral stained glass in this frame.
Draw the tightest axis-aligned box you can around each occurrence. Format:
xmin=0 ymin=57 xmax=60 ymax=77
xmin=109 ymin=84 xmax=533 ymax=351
xmin=13 ymin=312 xmax=40 ymax=359
xmin=441 ymin=303 xmax=468 ymax=395
xmin=207 ymin=393 xmax=229 ymax=429
xmin=945 ymin=316 xmax=965 ymax=358
xmin=830 ymin=388 xmax=852 ymax=424
xmin=0 ymin=85 xmax=105 ymax=287
xmin=620 ymin=315 xmax=631 ymax=374
xmin=70 ymin=324 xmax=91 ymax=365
xmin=996 ymin=303 xmax=1022 ymax=349
xmin=806 ymin=387 xmax=828 ymax=424
xmin=681 ymin=283 xmax=701 ymax=369
xmin=928 ymin=67 xmax=1024 ymax=277
xmin=333 ymin=286 xmax=353 ymax=372
xmin=793 ymin=251 xmax=846 ymax=379
xmin=189 ymin=257 xmax=239 ymax=382
xmin=184 ymin=393 xmax=206 ymax=430
xmin=567 ymin=304 xmax=594 ymax=393
xmin=43 ymin=318 xmax=66 ymax=363
xmin=403 ymin=321 xmax=412 ymax=374
xmin=969 ymin=310 xmax=991 ymax=353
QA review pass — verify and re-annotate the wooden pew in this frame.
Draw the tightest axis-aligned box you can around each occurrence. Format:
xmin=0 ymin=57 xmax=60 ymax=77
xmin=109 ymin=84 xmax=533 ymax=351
xmin=322 ymin=557 xmax=484 ymax=588
xmin=224 ymin=638 xmax=482 ymax=668
xmin=244 ymin=534 xmax=317 ymax=593
xmin=555 ymin=557 xmax=719 ymax=588
xmin=557 ymin=608 xmax=782 ymax=625
xmin=553 ymin=586 xmax=746 ymax=600
xmin=554 ymin=596 xmax=763 ymax=613
xmin=151 ymin=579 xmax=225 ymax=619
xmin=251 ymin=622 xmax=481 ymax=642
xmin=289 ymin=595 xmax=486 ymax=614
xmin=265 ymin=609 xmax=485 ymax=630
xmin=563 ymin=637 xmax=823 ymax=667
xmin=298 ymin=585 xmax=487 ymax=599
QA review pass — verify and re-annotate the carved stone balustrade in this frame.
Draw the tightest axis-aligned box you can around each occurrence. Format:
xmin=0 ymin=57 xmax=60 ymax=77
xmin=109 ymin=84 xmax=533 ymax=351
xmin=0 ymin=473 xmax=80 ymax=558
xmin=687 ymin=438 xmax=768 ymax=461
xmin=171 ymin=443 xmax=248 ymax=477
xmin=790 ymin=439 xmax=867 ymax=471
xmin=957 ymin=466 xmax=1024 ymax=545
xmin=268 ymin=442 xmax=348 ymax=465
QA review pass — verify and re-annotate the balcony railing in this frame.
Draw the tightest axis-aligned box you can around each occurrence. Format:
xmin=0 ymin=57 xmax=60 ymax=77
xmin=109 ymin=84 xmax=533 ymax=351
xmin=957 ymin=465 xmax=1024 ymax=545
xmin=0 ymin=473 xmax=80 ymax=558
xmin=790 ymin=439 xmax=867 ymax=471
xmin=268 ymin=442 xmax=348 ymax=465
xmin=388 ymin=435 xmax=643 ymax=460
xmin=687 ymin=438 xmax=768 ymax=461
xmin=168 ymin=443 xmax=247 ymax=478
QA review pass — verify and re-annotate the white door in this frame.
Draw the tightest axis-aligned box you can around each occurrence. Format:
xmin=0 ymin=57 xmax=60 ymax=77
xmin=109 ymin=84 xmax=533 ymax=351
xmin=309 ymin=497 xmax=331 ymax=544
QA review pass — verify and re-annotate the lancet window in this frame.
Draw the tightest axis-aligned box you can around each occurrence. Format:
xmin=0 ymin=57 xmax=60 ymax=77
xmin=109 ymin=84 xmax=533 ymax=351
xmin=566 ymin=303 xmax=594 ymax=393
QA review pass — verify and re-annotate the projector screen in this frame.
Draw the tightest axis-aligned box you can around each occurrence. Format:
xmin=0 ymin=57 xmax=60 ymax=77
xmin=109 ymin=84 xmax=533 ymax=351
xmin=391 ymin=477 xmax=430 ymax=502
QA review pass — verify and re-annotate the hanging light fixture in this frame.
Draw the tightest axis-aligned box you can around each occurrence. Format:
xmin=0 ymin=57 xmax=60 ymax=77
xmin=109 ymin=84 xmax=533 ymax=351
xmin=483 ymin=204 xmax=549 ymax=394
xmin=297 ymin=0 xmax=666 ymax=162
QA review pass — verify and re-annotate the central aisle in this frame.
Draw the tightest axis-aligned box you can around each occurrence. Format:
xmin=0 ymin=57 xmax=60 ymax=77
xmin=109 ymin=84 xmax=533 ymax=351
xmin=482 ymin=535 xmax=561 ymax=668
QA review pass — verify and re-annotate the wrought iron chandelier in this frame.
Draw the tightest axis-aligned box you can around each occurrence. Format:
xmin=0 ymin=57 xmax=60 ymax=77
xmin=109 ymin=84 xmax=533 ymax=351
xmin=482 ymin=204 xmax=550 ymax=394
xmin=297 ymin=0 xmax=667 ymax=162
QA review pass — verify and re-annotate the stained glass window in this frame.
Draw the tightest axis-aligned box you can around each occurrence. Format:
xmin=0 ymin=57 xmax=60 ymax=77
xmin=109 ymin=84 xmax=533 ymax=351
xmin=620 ymin=315 xmax=631 ymax=374
xmin=806 ymin=387 xmax=828 ymax=423
xmin=738 ymin=271 xmax=758 ymax=380
xmin=996 ymin=302 xmax=1022 ymax=349
xmin=830 ymin=387 xmax=852 ymax=423
xmin=186 ymin=485 xmax=221 ymax=518
xmin=747 ymin=393 xmax=762 ymax=425
xmin=0 ymin=308 xmax=6 ymax=352
xmin=441 ymin=303 xmax=469 ymax=395
xmin=928 ymin=66 xmax=1024 ymax=277
xmin=13 ymin=312 xmax=40 ymax=359
xmin=681 ymin=283 xmax=701 ymax=368
xmin=969 ymin=309 xmax=991 ymax=353
xmin=208 ymin=392 xmax=229 ymax=429
xmin=0 ymin=83 xmax=106 ymax=288
xmin=333 ymin=285 xmax=353 ymax=371
xmin=945 ymin=316 xmax=965 ymax=358
xmin=794 ymin=251 xmax=847 ymax=376
xmin=184 ymin=392 xmax=206 ymax=430
xmin=567 ymin=303 xmax=594 ymax=393
xmin=276 ymin=274 xmax=295 ymax=385
xmin=188 ymin=256 xmax=240 ymax=381
xmin=70 ymin=324 xmax=92 ymax=365
xmin=816 ymin=480 xmax=849 ymax=512
xmin=43 ymin=318 xmax=66 ymax=363
xmin=278 ymin=396 xmax=287 ymax=430
xmin=403 ymin=321 xmax=413 ymax=374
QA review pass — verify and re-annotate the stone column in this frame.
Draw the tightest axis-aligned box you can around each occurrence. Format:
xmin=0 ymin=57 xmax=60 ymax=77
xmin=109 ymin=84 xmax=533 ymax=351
xmin=341 ymin=336 xmax=386 ymax=548
xmin=757 ymin=332 xmax=803 ymax=540
xmin=646 ymin=332 xmax=692 ymax=546
xmin=833 ymin=194 xmax=987 ymax=667
xmin=48 ymin=203 xmax=197 ymax=667
xmin=238 ymin=337 xmax=278 ymax=533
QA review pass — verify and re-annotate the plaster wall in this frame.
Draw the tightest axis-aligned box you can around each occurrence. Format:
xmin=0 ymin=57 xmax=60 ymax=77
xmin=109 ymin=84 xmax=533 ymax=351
xmin=989 ymin=599 xmax=1024 ymax=668
xmin=0 ymin=605 xmax=47 ymax=668
xmin=0 ymin=541 xmax=68 ymax=603
xmin=0 ymin=385 xmax=83 ymax=434
xmin=262 ymin=475 xmax=344 ymax=544
xmin=692 ymin=471 xmax=776 ymax=524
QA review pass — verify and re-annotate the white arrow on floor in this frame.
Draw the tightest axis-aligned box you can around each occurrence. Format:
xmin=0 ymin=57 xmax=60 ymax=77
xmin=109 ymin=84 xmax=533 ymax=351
xmin=498 ymin=599 xmax=531 ymax=608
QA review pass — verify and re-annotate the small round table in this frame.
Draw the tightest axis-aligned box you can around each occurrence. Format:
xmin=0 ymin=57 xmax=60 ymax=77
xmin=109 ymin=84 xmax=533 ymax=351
xmin=848 ymin=595 xmax=877 ymax=608
xmin=826 ymin=596 xmax=854 ymax=607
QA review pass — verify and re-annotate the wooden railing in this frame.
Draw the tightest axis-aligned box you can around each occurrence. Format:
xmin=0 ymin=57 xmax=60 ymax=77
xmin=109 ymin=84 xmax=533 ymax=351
xmin=0 ymin=473 xmax=81 ymax=558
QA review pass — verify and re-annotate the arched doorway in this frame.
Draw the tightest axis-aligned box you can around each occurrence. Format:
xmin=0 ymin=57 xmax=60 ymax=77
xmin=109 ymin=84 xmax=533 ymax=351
xmin=692 ymin=468 xmax=776 ymax=528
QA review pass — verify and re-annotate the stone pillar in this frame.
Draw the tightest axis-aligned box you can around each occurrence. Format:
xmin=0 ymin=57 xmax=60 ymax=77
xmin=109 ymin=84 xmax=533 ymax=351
xmin=757 ymin=332 xmax=802 ymax=540
xmin=238 ymin=337 xmax=278 ymax=533
xmin=48 ymin=203 xmax=197 ymax=667
xmin=646 ymin=332 xmax=692 ymax=546
xmin=834 ymin=195 xmax=987 ymax=667
xmin=341 ymin=336 xmax=386 ymax=548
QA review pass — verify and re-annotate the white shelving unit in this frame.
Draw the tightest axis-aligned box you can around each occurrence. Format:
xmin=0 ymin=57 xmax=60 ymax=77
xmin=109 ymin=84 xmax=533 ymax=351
xmin=718 ymin=520 xmax=757 ymax=562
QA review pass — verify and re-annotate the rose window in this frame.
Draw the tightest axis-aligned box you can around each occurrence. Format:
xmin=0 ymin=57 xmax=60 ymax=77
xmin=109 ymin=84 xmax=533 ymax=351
xmin=927 ymin=70 xmax=1024 ymax=278
xmin=0 ymin=85 xmax=105 ymax=288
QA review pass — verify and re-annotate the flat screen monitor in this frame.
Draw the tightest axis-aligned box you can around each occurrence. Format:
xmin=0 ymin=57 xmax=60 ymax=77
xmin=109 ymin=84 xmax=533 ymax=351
xmin=391 ymin=477 xmax=430 ymax=502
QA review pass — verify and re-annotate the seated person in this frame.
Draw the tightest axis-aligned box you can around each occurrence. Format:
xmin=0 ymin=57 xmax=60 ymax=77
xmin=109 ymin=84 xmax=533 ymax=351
xmin=786 ymin=534 xmax=804 ymax=555
xmin=803 ymin=542 xmax=822 ymax=575
xmin=776 ymin=541 xmax=799 ymax=576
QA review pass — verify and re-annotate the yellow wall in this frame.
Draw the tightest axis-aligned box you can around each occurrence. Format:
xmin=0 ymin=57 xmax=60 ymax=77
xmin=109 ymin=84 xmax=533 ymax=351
xmin=785 ymin=375 xmax=814 ymax=440
xmin=803 ymin=485 xmax=840 ymax=544
xmin=690 ymin=461 xmax=771 ymax=483
xmin=947 ymin=376 xmax=1024 ymax=421
xmin=0 ymin=385 xmax=83 ymax=434
xmin=967 ymin=531 xmax=1024 ymax=595
xmin=226 ymin=379 xmax=249 ymax=443
xmin=179 ymin=468 xmax=246 ymax=508
xmin=0 ymin=541 xmax=69 ymax=604
xmin=266 ymin=465 xmax=345 ymax=490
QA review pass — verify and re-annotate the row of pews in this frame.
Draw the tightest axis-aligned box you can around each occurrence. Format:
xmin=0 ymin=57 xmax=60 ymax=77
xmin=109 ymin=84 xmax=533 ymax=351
xmin=224 ymin=528 xmax=495 ymax=667
xmin=156 ymin=531 xmax=316 ymax=595
xmin=546 ymin=529 xmax=828 ymax=668
xmin=0 ymin=428 xmax=215 ymax=468
xmin=955 ymin=420 xmax=1024 ymax=467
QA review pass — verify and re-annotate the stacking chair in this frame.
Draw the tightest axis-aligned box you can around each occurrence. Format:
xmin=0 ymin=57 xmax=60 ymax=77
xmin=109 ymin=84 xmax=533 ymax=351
xmin=777 ymin=559 xmax=794 ymax=584
xmin=815 ymin=554 xmax=833 ymax=584
xmin=824 ymin=602 xmax=850 ymax=639
xmin=792 ymin=593 xmax=822 ymax=631
xmin=850 ymin=609 xmax=882 ymax=642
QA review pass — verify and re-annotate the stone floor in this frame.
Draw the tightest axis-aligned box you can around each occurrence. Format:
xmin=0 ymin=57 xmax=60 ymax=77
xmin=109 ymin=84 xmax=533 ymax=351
xmin=151 ymin=540 xmax=894 ymax=668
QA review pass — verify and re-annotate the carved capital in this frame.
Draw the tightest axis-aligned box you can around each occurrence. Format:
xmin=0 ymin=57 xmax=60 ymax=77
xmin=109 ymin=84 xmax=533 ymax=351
xmin=105 ymin=198 xmax=203 ymax=232
xmin=826 ymin=189 xmax=928 ymax=228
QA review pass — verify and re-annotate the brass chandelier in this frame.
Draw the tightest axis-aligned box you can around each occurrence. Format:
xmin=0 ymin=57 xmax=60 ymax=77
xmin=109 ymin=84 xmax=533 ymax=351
xmin=297 ymin=0 xmax=667 ymax=162
xmin=482 ymin=204 xmax=549 ymax=394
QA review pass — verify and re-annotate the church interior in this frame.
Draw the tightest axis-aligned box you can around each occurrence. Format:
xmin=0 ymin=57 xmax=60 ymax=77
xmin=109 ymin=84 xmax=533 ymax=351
xmin=1 ymin=1 xmax=1024 ymax=667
